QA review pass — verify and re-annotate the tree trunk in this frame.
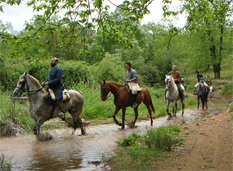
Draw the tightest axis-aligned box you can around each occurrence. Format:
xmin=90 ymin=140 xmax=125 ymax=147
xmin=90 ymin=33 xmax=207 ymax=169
xmin=208 ymin=30 xmax=221 ymax=79
xmin=213 ymin=63 xmax=221 ymax=78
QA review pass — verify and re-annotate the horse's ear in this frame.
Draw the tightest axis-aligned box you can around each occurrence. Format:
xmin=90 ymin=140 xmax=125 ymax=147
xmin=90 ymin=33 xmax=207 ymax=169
xmin=24 ymin=72 xmax=27 ymax=76
xmin=103 ymin=80 xmax=105 ymax=84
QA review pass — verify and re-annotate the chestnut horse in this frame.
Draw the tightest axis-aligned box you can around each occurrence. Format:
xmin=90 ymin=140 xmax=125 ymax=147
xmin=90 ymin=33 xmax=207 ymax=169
xmin=99 ymin=81 xmax=155 ymax=129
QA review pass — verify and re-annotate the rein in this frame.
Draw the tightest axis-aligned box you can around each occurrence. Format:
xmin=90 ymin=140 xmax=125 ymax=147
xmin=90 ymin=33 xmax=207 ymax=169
xmin=17 ymin=76 xmax=43 ymax=96
xmin=102 ymin=82 xmax=123 ymax=100
xmin=27 ymin=88 xmax=43 ymax=95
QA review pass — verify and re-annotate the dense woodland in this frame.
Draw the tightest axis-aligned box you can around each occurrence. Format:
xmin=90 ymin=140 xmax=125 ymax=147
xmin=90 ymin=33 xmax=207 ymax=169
xmin=0 ymin=0 xmax=233 ymax=90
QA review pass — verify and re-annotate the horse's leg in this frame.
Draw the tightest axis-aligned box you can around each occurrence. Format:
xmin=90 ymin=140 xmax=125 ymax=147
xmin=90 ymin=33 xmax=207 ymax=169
xmin=35 ymin=122 xmax=41 ymax=136
xmin=182 ymin=101 xmax=185 ymax=116
xmin=201 ymin=96 xmax=204 ymax=109
xmin=113 ymin=106 xmax=121 ymax=126
xmin=32 ymin=122 xmax=37 ymax=135
xmin=172 ymin=101 xmax=177 ymax=117
xmin=70 ymin=104 xmax=85 ymax=135
xmin=146 ymin=105 xmax=153 ymax=126
xmin=166 ymin=101 xmax=172 ymax=117
xmin=73 ymin=116 xmax=85 ymax=135
xmin=175 ymin=102 xmax=177 ymax=117
xmin=121 ymin=107 xmax=126 ymax=129
xmin=172 ymin=103 xmax=175 ymax=116
xmin=197 ymin=96 xmax=199 ymax=110
xmin=206 ymin=94 xmax=208 ymax=109
xmin=133 ymin=107 xmax=139 ymax=126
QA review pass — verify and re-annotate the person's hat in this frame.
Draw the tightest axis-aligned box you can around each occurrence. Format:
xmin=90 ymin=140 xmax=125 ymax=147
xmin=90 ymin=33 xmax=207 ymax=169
xmin=51 ymin=57 xmax=58 ymax=62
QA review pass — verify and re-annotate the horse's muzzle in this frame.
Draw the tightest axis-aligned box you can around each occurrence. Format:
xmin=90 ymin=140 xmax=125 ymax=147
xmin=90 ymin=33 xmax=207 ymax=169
xmin=101 ymin=96 xmax=107 ymax=101
xmin=13 ymin=88 xmax=21 ymax=97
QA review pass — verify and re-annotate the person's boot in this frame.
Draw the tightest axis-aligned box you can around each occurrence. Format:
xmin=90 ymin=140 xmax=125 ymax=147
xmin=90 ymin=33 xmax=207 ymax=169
xmin=58 ymin=102 xmax=66 ymax=120
xmin=131 ymin=94 xmax=138 ymax=108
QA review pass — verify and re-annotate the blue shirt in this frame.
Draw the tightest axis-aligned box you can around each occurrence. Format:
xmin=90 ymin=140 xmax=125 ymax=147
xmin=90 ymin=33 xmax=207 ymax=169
xmin=126 ymin=69 xmax=138 ymax=81
xmin=45 ymin=66 xmax=64 ymax=90
xmin=197 ymin=73 xmax=204 ymax=82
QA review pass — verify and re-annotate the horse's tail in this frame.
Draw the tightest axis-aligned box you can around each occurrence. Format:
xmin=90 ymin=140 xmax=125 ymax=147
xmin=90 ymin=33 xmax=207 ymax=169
xmin=146 ymin=89 xmax=155 ymax=113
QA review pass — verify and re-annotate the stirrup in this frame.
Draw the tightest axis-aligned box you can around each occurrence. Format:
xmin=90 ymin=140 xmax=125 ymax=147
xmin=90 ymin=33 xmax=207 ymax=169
xmin=58 ymin=112 xmax=65 ymax=119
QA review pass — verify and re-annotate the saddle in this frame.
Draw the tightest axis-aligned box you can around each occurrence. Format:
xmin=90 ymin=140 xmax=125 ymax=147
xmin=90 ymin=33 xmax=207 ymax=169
xmin=126 ymin=82 xmax=142 ymax=94
xmin=44 ymin=89 xmax=70 ymax=105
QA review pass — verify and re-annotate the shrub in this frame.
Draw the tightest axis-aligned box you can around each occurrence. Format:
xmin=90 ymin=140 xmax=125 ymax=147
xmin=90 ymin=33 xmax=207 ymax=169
xmin=221 ymin=82 xmax=233 ymax=96
xmin=116 ymin=133 xmax=141 ymax=147
xmin=0 ymin=153 xmax=12 ymax=170
xmin=145 ymin=124 xmax=183 ymax=151
xmin=92 ymin=56 xmax=125 ymax=83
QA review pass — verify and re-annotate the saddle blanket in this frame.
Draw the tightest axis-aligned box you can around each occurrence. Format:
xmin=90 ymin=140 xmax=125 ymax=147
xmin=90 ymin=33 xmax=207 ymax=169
xmin=48 ymin=89 xmax=70 ymax=101
xmin=127 ymin=82 xmax=142 ymax=94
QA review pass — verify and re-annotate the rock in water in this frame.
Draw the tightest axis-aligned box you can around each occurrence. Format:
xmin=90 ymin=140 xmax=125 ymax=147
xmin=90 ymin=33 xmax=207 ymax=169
xmin=37 ymin=132 xmax=53 ymax=141
xmin=0 ymin=119 xmax=25 ymax=137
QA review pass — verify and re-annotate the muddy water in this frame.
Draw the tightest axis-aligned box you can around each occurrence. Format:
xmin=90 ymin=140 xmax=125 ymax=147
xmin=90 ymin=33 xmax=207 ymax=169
xmin=0 ymin=98 xmax=228 ymax=171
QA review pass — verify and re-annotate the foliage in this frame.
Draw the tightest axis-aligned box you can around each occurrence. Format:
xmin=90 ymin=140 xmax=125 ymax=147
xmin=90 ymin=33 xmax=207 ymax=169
xmin=221 ymin=82 xmax=233 ymax=95
xmin=91 ymin=55 xmax=125 ymax=83
xmin=0 ymin=57 xmax=91 ymax=90
xmin=162 ymin=0 xmax=233 ymax=78
xmin=0 ymin=153 xmax=12 ymax=171
xmin=109 ymin=124 xmax=185 ymax=170
xmin=229 ymin=105 xmax=233 ymax=113
xmin=0 ymin=91 xmax=34 ymax=132
xmin=145 ymin=124 xmax=183 ymax=151
xmin=116 ymin=133 xmax=141 ymax=147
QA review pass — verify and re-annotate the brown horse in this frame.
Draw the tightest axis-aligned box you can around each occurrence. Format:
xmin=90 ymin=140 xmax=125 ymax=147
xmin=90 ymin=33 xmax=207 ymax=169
xmin=99 ymin=81 xmax=155 ymax=129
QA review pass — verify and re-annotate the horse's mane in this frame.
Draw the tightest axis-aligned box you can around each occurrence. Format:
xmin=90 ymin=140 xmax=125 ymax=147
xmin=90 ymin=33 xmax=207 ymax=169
xmin=166 ymin=75 xmax=174 ymax=82
xmin=26 ymin=75 xmax=42 ymax=88
xmin=106 ymin=81 xmax=124 ymax=88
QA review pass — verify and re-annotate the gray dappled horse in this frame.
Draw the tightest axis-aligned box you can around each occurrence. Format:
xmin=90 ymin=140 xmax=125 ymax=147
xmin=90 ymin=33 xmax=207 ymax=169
xmin=165 ymin=75 xmax=185 ymax=117
xmin=195 ymin=77 xmax=209 ymax=109
xmin=13 ymin=72 xmax=85 ymax=137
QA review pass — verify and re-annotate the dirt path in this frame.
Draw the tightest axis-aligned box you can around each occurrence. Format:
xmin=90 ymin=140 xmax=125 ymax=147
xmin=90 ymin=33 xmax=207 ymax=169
xmin=155 ymin=110 xmax=233 ymax=170
xmin=0 ymin=94 xmax=231 ymax=170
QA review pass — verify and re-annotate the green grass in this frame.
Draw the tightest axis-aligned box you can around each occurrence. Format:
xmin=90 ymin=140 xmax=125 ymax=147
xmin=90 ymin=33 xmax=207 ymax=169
xmin=230 ymin=113 xmax=233 ymax=120
xmin=0 ymin=153 xmax=12 ymax=170
xmin=109 ymin=124 xmax=185 ymax=170
xmin=116 ymin=133 xmax=141 ymax=147
xmin=221 ymin=82 xmax=233 ymax=96
xmin=184 ymin=129 xmax=197 ymax=135
xmin=0 ymin=91 xmax=34 ymax=133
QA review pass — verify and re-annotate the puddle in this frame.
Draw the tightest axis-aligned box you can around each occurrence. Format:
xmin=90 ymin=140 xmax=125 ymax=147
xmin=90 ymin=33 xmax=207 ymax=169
xmin=0 ymin=98 xmax=228 ymax=170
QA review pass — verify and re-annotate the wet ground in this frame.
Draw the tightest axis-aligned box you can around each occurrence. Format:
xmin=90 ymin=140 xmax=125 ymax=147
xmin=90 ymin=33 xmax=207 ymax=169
xmin=0 ymin=97 xmax=228 ymax=171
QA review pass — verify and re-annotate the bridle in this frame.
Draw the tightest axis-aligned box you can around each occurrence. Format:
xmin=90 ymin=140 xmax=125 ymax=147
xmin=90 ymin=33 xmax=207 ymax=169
xmin=16 ymin=76 xmax=43 ymax=96
xmin=101 ymin=82 xmax=112 ymax=100
xmin=165 ymin=77 xmax=171 ymax=90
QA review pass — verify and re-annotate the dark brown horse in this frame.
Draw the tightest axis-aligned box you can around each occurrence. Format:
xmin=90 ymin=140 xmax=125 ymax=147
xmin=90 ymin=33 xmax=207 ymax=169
xmin=99 ymin=81 xmax=155 ymax=129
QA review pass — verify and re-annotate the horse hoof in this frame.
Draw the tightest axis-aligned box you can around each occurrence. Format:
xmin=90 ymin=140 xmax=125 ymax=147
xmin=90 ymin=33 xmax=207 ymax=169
xmin=81 ymin=128 xmax=86 ymax=135
xmin=118 ymin=123 xmax=123 ymax=126
xmin=37 ymin=132 xmax=53 ymax=141
xmin=167 ymin=116 xmax=172 ymax=120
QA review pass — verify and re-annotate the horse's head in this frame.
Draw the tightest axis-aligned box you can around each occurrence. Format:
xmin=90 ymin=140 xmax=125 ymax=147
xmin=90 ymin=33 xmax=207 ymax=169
xmin=13 ymin=72 xmax=28 ymax=97
xmin=99 ymin=80 xmax=110 ymax=101
xmin=199 ymin=77 xmax=205 ymax=84
xmin=165 ymin=75 xmax=173 ymax=91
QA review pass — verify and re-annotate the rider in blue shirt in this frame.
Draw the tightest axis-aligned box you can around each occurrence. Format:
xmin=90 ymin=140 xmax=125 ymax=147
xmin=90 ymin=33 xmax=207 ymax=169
xmin=125 ymin=62 xmax=140 ymax=108
xmin=42 ymin=57 xmax=65 ymax=119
